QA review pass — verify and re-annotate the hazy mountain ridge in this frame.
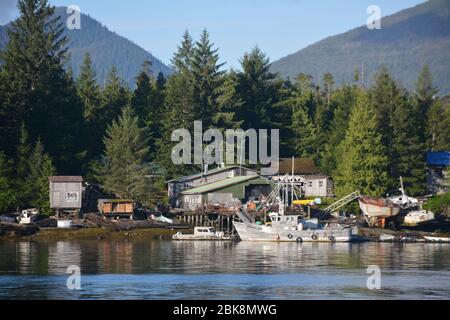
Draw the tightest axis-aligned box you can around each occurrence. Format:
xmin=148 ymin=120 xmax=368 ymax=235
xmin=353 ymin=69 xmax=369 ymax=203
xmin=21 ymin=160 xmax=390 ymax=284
xmin=270 ymin=0 xmax=450 ymax=94
xmin=0 ymin=7 xmax=172 ymax=87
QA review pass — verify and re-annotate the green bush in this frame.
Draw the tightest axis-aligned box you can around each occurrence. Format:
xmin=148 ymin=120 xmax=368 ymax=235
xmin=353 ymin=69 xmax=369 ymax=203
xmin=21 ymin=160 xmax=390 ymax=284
xmin=423 ymin=193 xmax=450 ymax=216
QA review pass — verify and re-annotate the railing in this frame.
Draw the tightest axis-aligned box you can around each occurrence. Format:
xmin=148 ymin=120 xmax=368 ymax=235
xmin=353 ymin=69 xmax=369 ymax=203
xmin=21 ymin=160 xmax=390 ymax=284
xmin=324 ymin=191 xmax=360 ymax=213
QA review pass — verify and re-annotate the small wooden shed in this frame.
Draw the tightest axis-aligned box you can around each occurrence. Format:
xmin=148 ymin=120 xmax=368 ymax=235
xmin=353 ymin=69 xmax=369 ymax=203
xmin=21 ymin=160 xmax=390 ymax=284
xmin=98 ymin=199 xmax=134 ymax=218
xmin=49 ymin=176 xmax=84 ymax=214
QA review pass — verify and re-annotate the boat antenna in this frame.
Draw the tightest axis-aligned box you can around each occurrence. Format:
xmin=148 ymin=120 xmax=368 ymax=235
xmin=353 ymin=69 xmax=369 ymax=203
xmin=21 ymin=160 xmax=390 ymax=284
xmin=400 ymin=176 xmax=405 ymax=197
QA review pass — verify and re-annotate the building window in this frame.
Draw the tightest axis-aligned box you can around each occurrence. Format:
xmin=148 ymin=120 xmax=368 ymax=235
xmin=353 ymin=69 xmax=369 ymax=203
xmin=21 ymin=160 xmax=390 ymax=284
xmin=319 ymin=181 xmax=324 ymax=187
xmin=308 ymin=182 xmax=313 ymax=187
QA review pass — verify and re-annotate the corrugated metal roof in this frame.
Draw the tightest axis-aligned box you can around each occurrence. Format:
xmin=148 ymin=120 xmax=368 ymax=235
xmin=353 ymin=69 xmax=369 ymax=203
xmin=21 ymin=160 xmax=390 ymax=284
xmin=49 ymin=176 xmax=84 ymax=183
xmin=167 ymin=165 xmax=257 ymax=183
xmin=274 ymin=158 xmax=319 ymax=175
xmin=181 ymin=176 xmax=267 ymax=195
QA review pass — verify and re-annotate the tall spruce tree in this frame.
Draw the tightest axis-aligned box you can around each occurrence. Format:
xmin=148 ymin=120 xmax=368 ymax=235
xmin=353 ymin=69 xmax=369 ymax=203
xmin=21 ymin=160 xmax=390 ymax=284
xmin=334 ymin=92 xmax=389 ymax=199
xmin=414 ymin=65 xmax=438 ymax=127
xmin=101 ymin=66 xmax=131 ymax=126
xmin=291 ymin=102 xmax=318 ymax=159
xmin=76 ymin=53 xmax=100 ymax=168
xmin=94 ymin=106 xmax=156 ymax=206
xmin=77 ymin=53 xmax=100 ymax=122
xmin=390 ymin=90 xmax=427 ymax=195
xmin=1 ymin=0 xmax=84 ymax=173
xmin=15 ymin=123 xmax=32 ymax=208
xmin=191 ymin=29 xmax=225 ymax=128
xmin=27 ymin=139 xmax=56 ymax=215
xmin=234 ymin=47 xmax=280 ymax=130
xmin=157 ymin=32 xmax=196 ymax=178
xmin=427 ymin=98 xmax=450 ymax=151
xmin=320 ymin=85 xmax=359 ymax=174
xmin=0 ymin=152 xmax=16 ymax=213
xmin=370 ymin=69 xmax=427 ymax=193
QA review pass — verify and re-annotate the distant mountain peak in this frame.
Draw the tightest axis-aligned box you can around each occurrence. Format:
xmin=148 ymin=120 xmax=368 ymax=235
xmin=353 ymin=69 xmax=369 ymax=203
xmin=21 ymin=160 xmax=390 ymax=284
xmin=270 ymin=0 xmax=450 ymax=94
xmin=0 ymin=6 xmax=172 ymax=88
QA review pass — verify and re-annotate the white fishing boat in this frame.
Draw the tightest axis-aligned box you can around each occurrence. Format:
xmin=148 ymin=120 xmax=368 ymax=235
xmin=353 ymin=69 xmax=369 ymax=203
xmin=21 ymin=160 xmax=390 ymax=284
xmin=233 ymin=197 xmax=352 ymax=243
xmin=172 ymin=227 xmax=232 ymax=241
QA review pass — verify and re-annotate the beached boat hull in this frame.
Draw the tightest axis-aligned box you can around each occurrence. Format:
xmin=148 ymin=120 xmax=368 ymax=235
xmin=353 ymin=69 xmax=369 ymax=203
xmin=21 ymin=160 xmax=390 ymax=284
xmin=358 ymin=197 xmax=400 ymax=218
xmin=233 ymin=222 xmax=352 ymax=242
xmin=424 ymin=236 xmax=450 ymax=243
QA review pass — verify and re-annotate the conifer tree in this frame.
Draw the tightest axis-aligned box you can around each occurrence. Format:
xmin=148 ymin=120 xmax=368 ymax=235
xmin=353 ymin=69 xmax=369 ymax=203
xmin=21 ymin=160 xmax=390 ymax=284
xmin=1 ymin=0 xmax=84 ymax=172
xmin=172 ymin=31 xmax=194 ymax=73
xmin=0 ymin=153 xmax=16 ymax=213
xmin=291 ymin=102 xmax=318 ymax=159
xmin=216 ymin=71 xmax=244 ymax=129
xmin=157 ymin=32 xmax=197 ymax=178
xmin=322 ymin=73 xmax=335 ymax=106
xmin=427 ymin=98 xmax=450 ymax=151
xmin=390 ymin=89 xmax=427 ymax=195
xmin=414 ymin=65 xmax=438 ymax=125
xmin=94 ymin=106 xmax=156 ymax=206
xmin=101 ymin=66 xmax=131 ymax=126
xmin=234 ymin=47 xmax=280 ymax=130
xmin=320 ymin=85 xmax=359 ymax=174
xmin=191 ymin=29 xmax=225 ymax=128
xmin=77 ymin=53 xmax=101 ymax=122
xmin=15 ymin=123 xmax=32 ymax=208
xmin=334 ymin=92 xmax=389 ymax=199
xmin=27 ymin=139 xmax=56 ymax=215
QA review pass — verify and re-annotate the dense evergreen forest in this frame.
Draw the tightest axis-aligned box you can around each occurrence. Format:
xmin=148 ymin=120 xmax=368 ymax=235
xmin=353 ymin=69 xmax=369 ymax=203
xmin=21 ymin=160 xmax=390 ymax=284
xmin=0 ymin=0 xmax=449 ymax=214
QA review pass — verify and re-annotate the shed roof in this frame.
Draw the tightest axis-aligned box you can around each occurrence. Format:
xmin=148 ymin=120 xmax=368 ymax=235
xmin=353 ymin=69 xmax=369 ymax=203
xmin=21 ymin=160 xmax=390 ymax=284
xmin=273 ymin=158 xmax=319 ymax=175
xmin=181 ymin=176 xmax=269 ymax=195
xmin=49 ymin=176 xmax=84 ymax=183
xmin=167 ymin=165 xmax=257 ymax=183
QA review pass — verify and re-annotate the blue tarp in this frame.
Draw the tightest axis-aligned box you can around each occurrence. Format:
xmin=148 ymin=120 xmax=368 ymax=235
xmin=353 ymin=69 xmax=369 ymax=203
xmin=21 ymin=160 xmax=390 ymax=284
xmin=427 ymin=152 xmax=450 ymax=166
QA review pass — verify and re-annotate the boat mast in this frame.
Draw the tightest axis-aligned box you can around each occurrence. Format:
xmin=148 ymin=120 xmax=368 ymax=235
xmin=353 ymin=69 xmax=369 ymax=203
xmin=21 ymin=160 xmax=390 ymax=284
xmin=291 ymin=157 xmax=294 ymax=206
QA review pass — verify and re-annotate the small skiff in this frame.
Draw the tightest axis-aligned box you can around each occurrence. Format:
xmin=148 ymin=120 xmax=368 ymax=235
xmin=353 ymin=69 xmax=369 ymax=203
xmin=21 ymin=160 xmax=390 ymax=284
xmin=424 ymin=236 xmax=450 ymax=243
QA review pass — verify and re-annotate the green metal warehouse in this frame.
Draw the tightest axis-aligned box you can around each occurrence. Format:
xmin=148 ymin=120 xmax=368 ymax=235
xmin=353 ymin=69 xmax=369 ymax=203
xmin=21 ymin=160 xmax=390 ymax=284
xmin=180 ymin=176 xmax=274 ymax=211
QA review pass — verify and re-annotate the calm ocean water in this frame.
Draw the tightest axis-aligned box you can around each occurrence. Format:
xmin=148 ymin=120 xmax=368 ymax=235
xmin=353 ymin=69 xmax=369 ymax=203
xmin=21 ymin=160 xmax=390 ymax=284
xmin=0 ymin=240 xmax=449 ymax=300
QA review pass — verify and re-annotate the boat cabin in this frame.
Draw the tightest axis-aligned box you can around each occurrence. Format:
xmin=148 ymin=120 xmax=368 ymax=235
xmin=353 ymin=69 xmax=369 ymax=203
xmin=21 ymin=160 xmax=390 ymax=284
xmin=194 ymin=227 xmax=217 ymax=236
xmin=268 ymin=213 xmax=320 ymax=230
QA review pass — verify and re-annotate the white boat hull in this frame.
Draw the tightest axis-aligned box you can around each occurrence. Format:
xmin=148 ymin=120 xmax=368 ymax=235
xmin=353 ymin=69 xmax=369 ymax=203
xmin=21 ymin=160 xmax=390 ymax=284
xmin=233 ymin=222 xmax=352 ymax=242
xmin=359 ymin=198 xmax=400 ymax=218
xmin=424 ymin=236 xmax=450 ymax=243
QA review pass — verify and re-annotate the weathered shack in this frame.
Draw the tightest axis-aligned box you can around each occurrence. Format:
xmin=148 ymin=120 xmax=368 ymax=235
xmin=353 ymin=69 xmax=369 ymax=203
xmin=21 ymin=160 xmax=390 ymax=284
xmin=167 ymin=165 xmax=258 ymax=208
xmin=180 ymin=175 xmax=273 ymax=211
xmin=49 ymin=176 xmax=84 ymax=216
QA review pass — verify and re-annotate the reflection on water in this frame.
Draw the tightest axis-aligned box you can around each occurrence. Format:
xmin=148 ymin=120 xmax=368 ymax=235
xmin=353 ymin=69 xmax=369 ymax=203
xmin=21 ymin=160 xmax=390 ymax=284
xmin=0 ymin=240 xmax=449 ymax=299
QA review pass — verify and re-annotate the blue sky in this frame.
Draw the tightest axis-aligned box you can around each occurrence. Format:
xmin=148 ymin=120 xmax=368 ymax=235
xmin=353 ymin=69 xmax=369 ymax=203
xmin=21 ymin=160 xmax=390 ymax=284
xmin=3 ymin=0 xmax=425 ymax=68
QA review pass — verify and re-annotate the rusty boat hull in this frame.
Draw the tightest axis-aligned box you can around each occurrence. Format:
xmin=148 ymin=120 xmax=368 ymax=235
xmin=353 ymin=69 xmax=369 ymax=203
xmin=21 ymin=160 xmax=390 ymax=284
xmin=358 ymin=196 xmax=401 ymax=218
